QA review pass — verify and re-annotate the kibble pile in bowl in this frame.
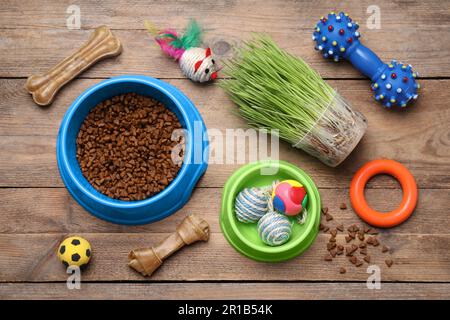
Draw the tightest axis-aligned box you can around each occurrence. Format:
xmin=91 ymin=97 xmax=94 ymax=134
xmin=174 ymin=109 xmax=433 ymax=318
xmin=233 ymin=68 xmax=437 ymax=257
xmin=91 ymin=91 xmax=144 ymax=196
xmin=76 ymin=92 xmax=184 ymax=201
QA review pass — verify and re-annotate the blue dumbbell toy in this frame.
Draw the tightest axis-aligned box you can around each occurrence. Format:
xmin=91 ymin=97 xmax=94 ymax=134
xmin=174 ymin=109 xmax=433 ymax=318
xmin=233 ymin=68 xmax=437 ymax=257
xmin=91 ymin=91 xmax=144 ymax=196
xmin=312 ymin=12 xmax=419 ymax=108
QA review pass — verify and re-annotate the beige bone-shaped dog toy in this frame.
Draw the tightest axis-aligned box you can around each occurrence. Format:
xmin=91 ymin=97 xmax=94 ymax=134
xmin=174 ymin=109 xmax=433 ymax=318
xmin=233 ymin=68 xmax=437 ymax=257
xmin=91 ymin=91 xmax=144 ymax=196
xmin=128 ymin=214 xmax=210 ymax=277
xmin=25 ymin=26 xmax=122 ymax=106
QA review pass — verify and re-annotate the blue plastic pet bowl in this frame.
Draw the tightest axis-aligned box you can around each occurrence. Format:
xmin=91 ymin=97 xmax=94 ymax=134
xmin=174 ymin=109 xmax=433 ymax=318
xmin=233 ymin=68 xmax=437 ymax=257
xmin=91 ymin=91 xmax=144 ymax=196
xmin=57 ymin=75 xmax=209 ymax=225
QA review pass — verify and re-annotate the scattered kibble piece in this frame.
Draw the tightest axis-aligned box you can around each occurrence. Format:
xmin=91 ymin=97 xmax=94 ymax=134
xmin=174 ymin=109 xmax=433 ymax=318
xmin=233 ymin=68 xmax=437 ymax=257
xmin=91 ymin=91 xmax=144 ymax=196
xmin=366 ymin=236 xmax=376 ymax=245
xmin=327 ymin=242 xmax=337 ymax=250
xmin=321 ymin=207 xmax=329 ymax=215
xmin=382 ymin=245 xmax=390 ymax=253
xmin=339 ymin=267 xmax=346 ymax=274
xmin=358 ymin=231 xmax=365 ymax=241
xmin=340 ymin=203 xmax=347 ymax=210
xmin=336 ymin=224 xmax=344 ymax=232
xmin=364 ymin=255 xmax=371 ymax=263
xmin=355 ymin=259 xmax=364 ymax=267
xmin=325 ymin=213 xmax=334 ymax=221
xmin=324 ymin=254 xmax=333 ymax=261
xmin=346 ymin=244 xmax=358 ymax=256
xmin=385 ymin=259 xmax=394 ymax=267
xmin=330 ymin=229 xmax=337 ymax=237
xmin=330 ymin=248 xmax=337 ymax=257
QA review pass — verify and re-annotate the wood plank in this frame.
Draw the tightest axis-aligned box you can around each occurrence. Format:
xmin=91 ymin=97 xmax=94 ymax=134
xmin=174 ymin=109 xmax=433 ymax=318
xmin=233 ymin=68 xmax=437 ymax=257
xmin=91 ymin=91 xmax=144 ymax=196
xmin=0 ymin=0 xmax=449 ymax=78
xmin=2 ymin=0 xmax=449 ymax=31
xmin=0 ymin=233 xmax=448 ymax=282
xmin=0 ymin=187 xmax=449 ymax=235
xmin=1 ymin=282 xmax=449 ymax=300
xmin=1 ymin=79 xmax=449 ymax=188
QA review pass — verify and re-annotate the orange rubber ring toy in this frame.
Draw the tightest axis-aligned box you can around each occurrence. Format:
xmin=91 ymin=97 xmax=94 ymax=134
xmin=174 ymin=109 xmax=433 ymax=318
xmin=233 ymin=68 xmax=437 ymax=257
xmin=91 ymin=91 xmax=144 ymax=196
xmin=350 ymin=159 xmax=418 ymax=228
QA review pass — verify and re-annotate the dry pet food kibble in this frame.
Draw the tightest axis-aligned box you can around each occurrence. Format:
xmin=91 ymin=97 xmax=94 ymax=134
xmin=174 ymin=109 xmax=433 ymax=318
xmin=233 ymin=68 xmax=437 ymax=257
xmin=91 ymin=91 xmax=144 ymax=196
xmin=320 ymin=202 xmax=396 ymax=276
xmin=385 ymin=259 xmax=394 ymax=267
xmin=330 ymin=229 xmax=338 ymax=237
xmin=76 ymin=93 xmax=184 ymax=201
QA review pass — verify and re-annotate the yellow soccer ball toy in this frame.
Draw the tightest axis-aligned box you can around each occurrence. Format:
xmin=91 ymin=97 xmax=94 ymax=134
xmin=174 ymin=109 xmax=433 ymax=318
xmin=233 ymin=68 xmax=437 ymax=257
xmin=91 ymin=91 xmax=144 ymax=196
xmin=57 ymin=236 xmax=92 ymax=269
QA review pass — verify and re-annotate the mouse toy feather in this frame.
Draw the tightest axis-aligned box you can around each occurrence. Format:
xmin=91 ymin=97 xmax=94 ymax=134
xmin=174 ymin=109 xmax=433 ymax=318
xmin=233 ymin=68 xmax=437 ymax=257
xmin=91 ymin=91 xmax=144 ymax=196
xmin=145 ymin=20 xmax=219 ymax=82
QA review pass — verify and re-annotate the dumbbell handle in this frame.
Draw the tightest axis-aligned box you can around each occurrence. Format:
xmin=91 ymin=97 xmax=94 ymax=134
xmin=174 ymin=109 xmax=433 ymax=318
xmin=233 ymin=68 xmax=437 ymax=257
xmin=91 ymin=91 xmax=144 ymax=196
xmin=347 ymin=43 xmax=384 ymax=81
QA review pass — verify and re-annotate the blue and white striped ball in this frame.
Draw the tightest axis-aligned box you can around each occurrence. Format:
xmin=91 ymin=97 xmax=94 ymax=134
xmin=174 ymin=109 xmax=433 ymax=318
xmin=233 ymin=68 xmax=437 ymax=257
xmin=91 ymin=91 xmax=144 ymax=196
xmin=257 ymin=212 xmax=292 ymax=246
xmin=234 ymin=187 xmax=270 ymax=223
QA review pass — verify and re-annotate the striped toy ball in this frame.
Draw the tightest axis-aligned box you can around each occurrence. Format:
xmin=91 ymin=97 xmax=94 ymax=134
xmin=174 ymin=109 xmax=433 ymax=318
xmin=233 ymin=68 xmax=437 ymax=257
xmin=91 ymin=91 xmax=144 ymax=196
xmin=235 ymin=187 xmax=270 ymax=223
xmin=257 ymin=212 xmax=292 ymax=246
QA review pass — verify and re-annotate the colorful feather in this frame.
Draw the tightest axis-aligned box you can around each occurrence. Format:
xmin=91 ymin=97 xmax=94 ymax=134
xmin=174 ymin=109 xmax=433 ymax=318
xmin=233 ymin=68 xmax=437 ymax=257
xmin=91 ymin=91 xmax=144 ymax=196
xmin=144 ymin=19 xmax=203 ymax=60
xmin=144 ymin=20 xmax=159 ymax=37
xmin=179 ymin=19 xmax=202 ymax=49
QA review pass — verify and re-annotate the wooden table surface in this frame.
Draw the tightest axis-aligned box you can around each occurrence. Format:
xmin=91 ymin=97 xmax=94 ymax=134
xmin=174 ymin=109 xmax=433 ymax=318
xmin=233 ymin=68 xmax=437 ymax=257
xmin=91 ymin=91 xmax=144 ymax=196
xmin=1 ymin=0 xmax=449 ymax=300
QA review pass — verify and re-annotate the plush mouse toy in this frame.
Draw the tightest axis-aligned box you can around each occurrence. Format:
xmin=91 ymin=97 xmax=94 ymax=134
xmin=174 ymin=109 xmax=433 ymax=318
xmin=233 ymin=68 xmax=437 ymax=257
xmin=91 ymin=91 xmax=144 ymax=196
xmin=145 ymin=19 xmax=219 ymax=82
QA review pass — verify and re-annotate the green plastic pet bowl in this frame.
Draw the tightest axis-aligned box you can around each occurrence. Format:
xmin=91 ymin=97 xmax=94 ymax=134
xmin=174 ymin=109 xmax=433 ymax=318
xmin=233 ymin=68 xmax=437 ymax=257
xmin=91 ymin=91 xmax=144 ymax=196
xmin=220 ymin=160 xmax=321 ymax=262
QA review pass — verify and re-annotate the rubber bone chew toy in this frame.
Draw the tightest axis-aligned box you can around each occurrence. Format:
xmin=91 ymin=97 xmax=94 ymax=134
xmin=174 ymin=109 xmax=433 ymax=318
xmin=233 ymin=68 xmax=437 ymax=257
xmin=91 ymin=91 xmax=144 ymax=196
xmin=128 ymin=214 xmax=210 ymax=277
xmin=25 ymin=26 xmax=122 ymax=106
xmin=313 ymin=12 xmax=420 ymax=108
xmin=145 ymin=20 xmax=219 ymax=82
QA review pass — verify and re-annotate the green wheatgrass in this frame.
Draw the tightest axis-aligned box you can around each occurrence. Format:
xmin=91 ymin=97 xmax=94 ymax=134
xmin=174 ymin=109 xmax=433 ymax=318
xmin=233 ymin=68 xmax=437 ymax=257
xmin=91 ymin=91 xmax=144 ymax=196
xmin=219 ymin=36 xmax=336 ymax=144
